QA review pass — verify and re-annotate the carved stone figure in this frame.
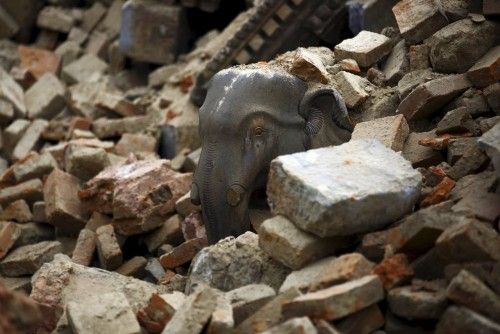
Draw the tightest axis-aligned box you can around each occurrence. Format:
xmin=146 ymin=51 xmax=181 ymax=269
xmin=190 ymin=63 xmax=353 ymax=243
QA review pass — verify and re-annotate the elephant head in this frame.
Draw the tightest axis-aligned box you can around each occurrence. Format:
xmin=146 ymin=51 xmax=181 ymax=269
xmin=191 ymin=65 xmax=352 ymax=243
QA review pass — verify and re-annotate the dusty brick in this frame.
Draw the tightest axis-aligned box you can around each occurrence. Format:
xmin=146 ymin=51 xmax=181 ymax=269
xmin=0 ymin=199 xmax=33 ymax=223
xmin=25 ymin=73 xmax=66 ymax=119
xmin=334 ymin=30 xmax=391 ymax=67
xmin=382 ymin=40 xmax=409 ymax=85
xmin=175 ymin=191 xmax=200 ymax=217
xmin=334 ymin=71 xmax=373 ymax=108
xmin=409 ymin=44 xmax=430 ymax=71
xmin=436 ymin=306 xmax=500 ymax=334
xmin=137 ymin=291 xmax=186 ymax=333
xmin=279 ymin=257 xmax=337 ymax=293
xmin=61 ymin=54 xmax=108 ymax=85
xmin=467 ymin=46 xmax=500 ymax=88
xmin=336 ymin=304 xmax=385 ymax=334
xmin=0 ymin=240 xmax=61 ymax=276
xmin=452 ymin=192 xmax=500 ymax=223
xmin=159 ymin=237 xmax=207 ymax=269
xmin=18 ymin=45 xmax=60 ymax=79
xmin=351 ymin=114 xmax=409 ymax=151
xmin=144 ymin=215 xmax=184 ymax=252
xmin=65 ymin=144 xmax=110 ymax=181
xmin=259 ymin=215 xmax=348 ymax=270
xmin=372 ymin=254 xmax=414 ymax=290
xmin=420 ymin=177 xmax=456 ymax=208
xmin=403 ymin=131 xmax=443 ymax=168
xmin=388 ymin=285 xmax=447 ymax=320
xmin=435 ymin=219 xmax=500 ymax=263
xmin=12 ymin=152 xmax=58 ymax=183
xmin=309 ymin=253 xmax=375 ymax=292
xmin=71 ymin=228 xmax=96 ymax=266
xmin=37 ymin=6 xmax=75 ymax=33
xmin=392 ymin=0 xmax=447 ymax=43
xmin=0 ymin=178 xmax=43 ymax=207
xmin=447 ymin=269 xmax=500 ymax=320
xmin=398 ymin=74 xmax=472 ymax=120
xmin=44 ymin=169 xmax=86 ymax=235
xmin=114 ymin=133 xmax=157 ymax=157
xmin=95 ymin=90 xmax=143 ymax=117
xmin=282 ymin=275 xmax=384 ymax=321
xmin=85 ymin=211 xmax=111 ymax=232
xmin=12 ymin=119 xmax=49 ymax=161
xmin=116 ymin=256 xmax=147 ymax=278
xmin=96 ymin=224 xmax=122 ymax=271
xmin=227 ymin=284 xmax=276 ymax=325
xmin=0 ymin=222 xmax=21 ymax=260
xmin=91 ymin=115 xmax=150 ymax=139
xmin=0 ymin=67 xmax=26 ymax=117
xmin=262 ymin=317 xmax=317 ymax=334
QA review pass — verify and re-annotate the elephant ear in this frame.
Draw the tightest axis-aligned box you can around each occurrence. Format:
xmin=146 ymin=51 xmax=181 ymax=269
xmin=299 ymin=86 xmax=353 ymax=149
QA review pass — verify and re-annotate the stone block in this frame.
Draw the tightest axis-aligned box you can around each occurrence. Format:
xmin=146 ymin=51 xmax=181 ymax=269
xmin=120 ymin=1 xmax=189 ymax=64
xmin=96 ymin=224 xmax=123 ymax=271
xmin=279 ymin=256 xmax=337 ymax=293
xmin=25 ymin=73 xmax=66 ymax=119
xmin=44 ymin=169 xmax=86 ymax=235
xmin=334 ymin=30 xmax=391 ymax=67
xmin=258 ymin=215 xmax=348 ymax=270
xmin=0 ymin=241 xmax=61 ymax=276
xmin=267 ymin=140 xmax=421 ymax=237
xmin=91 ymin=115 xmax=150 ymax=139
xmin=282 ymin=275 xmax=384 ymax=321
xmin=351 ymin=114 xmax=409 ymax=151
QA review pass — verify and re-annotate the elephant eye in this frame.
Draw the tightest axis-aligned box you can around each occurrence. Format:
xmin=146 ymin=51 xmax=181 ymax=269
xmin=254 ymin=127 xmax=264 ymax=137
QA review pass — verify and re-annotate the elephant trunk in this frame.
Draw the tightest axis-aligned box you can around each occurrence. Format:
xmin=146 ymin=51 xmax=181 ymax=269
xmin=191 ymin=142 xmax=252 ymax=244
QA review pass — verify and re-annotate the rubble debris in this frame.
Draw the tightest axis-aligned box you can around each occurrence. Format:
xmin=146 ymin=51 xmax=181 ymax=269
xmin=267 ymin=140 xmax=421 ymax=237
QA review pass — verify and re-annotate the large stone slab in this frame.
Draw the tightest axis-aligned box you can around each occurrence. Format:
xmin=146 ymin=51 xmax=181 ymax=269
xmin=267 ymin=140 xmax=421 ymax=237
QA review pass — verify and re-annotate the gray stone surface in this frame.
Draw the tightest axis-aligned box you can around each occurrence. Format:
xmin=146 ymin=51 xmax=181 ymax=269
xmin=67 ymin=292 xmax=141 ymax=334
xmin=187 ymin=232 xmax=289 ymax=293
xmin=267 ymin=140 xmax=421 ymax=237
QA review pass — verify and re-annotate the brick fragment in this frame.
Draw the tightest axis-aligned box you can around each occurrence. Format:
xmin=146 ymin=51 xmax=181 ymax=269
xmin=467 ymin=46 xmax=500 ymax=88
xmin=0 ymin=178 xmax=43 ymax=207
xmin=436 ymin=306 xmax=500 ymax=334
xmin=18 ymin=45 xmax=60 ymax=79
xmin=12 ymin=119 xmax=49 ymax=161
xmin=351 ymin=114 xmax=409 ymax=151
xmin=0 ymin=222 xmax=21 ymax=260
xmin=159 ymin=237 xmax=207 ymax=269
xmin=372 ymin=254 xmax=414 ymax=290
xmin=71 ymin=229 xmax=96 ymax=266
xmin=0 ymin=199 xmax=33 ymax=223
xmin=96 ymin=224 xmax=122 ymax=271
xmin=0 ymin=241 xmax=61 ymax=276
xmin=116 ymin=256 xmax=147 ymax=278
xmin=25 ymin=73 xmax=66 ymax=119
xmin=334 ymin=30 xmax=391 ymax=67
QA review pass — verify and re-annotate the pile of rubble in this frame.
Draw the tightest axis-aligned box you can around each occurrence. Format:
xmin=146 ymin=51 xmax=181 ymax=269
xmin=1 ymin=0 xmax=500 ymax=333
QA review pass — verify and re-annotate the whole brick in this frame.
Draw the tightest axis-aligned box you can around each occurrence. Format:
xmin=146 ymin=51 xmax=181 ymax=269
xmin=427 ymin=19 xmax=500 ymax=74
xmin=25 ymin=73 xmax=66 ymax=119
xmin=96 ymin=224 xmax=122 ymax=271
xmin=0 ymin=241 xmax=61 ymax=276
xmin=267 ymin=140 xmax=421 ymax=237
xmin=71 ymin=228 xmax=96 ymax=266
xmin=258 ymin=215 xmax=348 ymax=270
xmin=351 ymin=114 xmax=409 ymax=151
xmin=282 ymin=275 xmax=384 ymax=321
xmin=447 ymin=270 xmax=500 ymax=320
xmin=119 ymin=1 xmax=189 ymax=64
xmin=392 ymin=0 xmax=447 ymax=43
xmin=44 ymin=169 xmax=86 ymax=235
xmin=436 ymin=306 xmax=500 ymax=334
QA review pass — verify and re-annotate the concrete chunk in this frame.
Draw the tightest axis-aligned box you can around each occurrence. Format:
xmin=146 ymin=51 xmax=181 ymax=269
xmin=282 ymin=275 xmax=384 ymax=321
xmin=334 ymin=30 xmax=391 ymax=67
xmin=403 ymin=131 xmax=443 ymax=168
xmin=267 ymin=140 xmax=421 ymax=237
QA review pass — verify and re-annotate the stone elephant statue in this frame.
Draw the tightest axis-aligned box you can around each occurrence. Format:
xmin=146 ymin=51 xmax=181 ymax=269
xmin=190 ymin=64 xmax=353 ymax=243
